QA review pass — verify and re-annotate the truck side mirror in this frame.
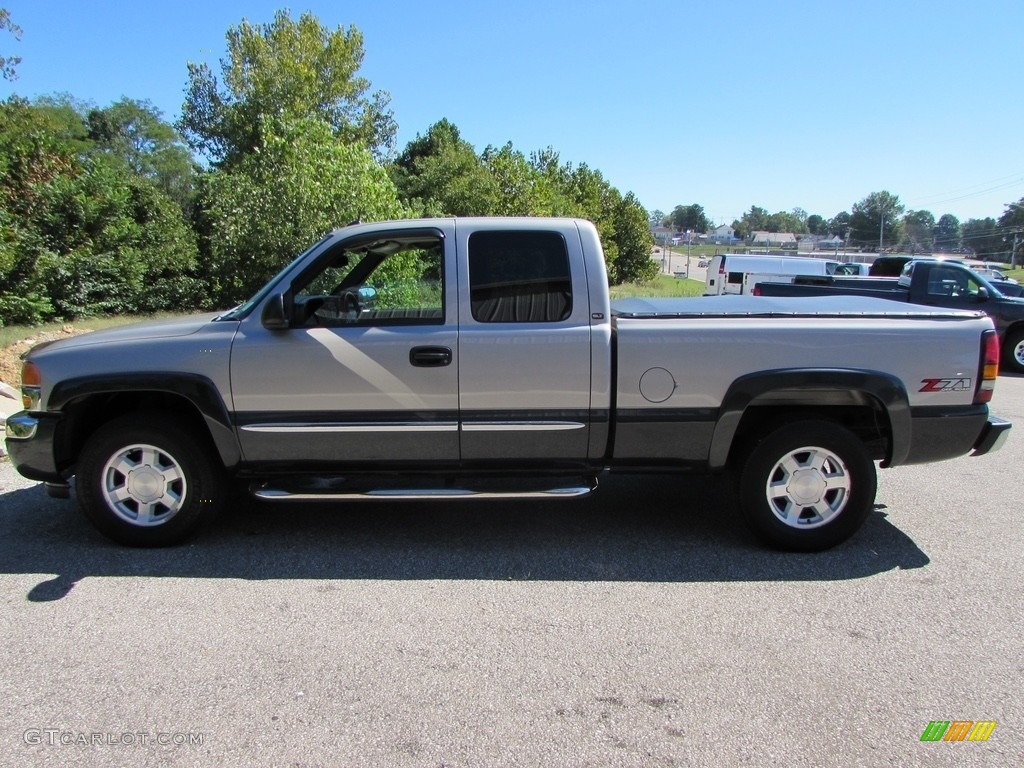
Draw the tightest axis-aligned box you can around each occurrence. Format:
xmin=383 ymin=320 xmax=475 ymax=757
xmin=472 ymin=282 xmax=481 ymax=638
xmin=261 ymin=293 xmax=290 ymax=330
xmin=976 ymin=287 xmax=990 ymax=302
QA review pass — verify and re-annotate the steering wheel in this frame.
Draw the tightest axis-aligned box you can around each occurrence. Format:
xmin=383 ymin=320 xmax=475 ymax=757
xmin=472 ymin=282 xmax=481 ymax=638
xmin=340 ymin=289 xmax=361 ymax=318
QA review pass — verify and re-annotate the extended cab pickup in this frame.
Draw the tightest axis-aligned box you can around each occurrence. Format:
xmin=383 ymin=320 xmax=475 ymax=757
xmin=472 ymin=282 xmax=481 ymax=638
xmin=754 ymin=259 xmax=1024 ymax=372
xmin=5 ymin=219 xmax=1012 ymax=551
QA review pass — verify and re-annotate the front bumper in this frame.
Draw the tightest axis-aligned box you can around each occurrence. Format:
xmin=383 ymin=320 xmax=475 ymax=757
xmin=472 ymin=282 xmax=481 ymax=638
xmin=972 ymin=415 xmax=1012 ymax=456
xmin=4 ymin=411 xmax=65 ymax=483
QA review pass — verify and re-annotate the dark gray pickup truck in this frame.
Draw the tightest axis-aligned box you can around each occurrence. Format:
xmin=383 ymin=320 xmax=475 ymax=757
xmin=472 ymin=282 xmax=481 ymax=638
xmin=754 ymin=259 xmax=1024 ymax=372
xmin=5 ymin=218 xmax=1012 ymax=551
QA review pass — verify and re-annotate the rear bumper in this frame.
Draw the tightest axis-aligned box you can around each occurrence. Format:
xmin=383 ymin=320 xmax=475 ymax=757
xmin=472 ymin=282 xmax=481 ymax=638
xmin=972 ymin=415 xmax=1012 ymax=456
xmin=902 ymin=406 xmax=1010 ymax=465
xmin=4 ymin=411 xmax=64 ymax=483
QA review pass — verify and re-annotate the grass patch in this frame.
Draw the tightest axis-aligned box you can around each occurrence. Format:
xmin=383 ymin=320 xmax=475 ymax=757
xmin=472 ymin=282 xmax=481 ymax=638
xmin=610 ymin=274 xmax=705 ymax=300
xmin=1003 ymin=267 xmax=1024 ymax=283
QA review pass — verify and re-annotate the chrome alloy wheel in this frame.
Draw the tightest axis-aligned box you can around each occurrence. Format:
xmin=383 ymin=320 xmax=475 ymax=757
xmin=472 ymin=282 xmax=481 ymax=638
xmin=1014 ymin=337 xmax=1024 ymax=369
xmin=764 ymin=445 xmax=851 ymax=529
xmin=100 ymin=444 xmax=188 ymax=526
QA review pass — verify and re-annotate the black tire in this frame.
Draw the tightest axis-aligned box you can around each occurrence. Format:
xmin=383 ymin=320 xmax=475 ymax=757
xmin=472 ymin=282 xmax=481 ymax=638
xmin=1002 ymin=327 xmax=1024 ymax=374
xmin=75 ymin=413 xmax=226 ymax=547
xmin=738 ymin=421 xmax=876 ymax=552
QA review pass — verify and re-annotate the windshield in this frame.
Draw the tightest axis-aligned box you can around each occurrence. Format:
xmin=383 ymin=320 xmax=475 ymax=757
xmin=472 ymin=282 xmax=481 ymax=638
xmin=216 ymin=235 xmax=333 ymax=321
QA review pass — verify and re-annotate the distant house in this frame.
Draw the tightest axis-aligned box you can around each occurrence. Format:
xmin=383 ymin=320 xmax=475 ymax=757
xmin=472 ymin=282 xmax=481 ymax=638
xmin=816 ymin=235 xmax=843 ymax=251
xmin=710 ymin=224 xmax=735 ymax=244
xmin=749 ymin=231 xmax=798 ymax=248
xmin=651 ymin=226 xmax=674 ymax=246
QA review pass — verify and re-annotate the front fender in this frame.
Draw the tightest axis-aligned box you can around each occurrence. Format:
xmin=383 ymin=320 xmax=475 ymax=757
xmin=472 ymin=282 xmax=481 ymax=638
xmin=48 ymin=372 xmax=241 ymax=468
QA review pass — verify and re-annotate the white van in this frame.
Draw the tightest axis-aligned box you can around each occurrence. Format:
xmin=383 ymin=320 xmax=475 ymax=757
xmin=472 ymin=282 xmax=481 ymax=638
xmin=704 ymin=254 xmax=841 ymax=296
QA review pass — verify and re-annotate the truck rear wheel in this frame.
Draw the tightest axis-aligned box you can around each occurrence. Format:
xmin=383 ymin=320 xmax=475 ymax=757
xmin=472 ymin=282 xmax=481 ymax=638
xmin=76 ymin=413 xmax=226 ymax=547
xmin=739 ymin=421 xmax=876 ymax=551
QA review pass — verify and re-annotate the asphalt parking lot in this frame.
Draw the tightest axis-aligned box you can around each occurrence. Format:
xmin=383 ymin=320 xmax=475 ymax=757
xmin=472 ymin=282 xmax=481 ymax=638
xmin=2 ymin=379 xmax=1023 ymax=767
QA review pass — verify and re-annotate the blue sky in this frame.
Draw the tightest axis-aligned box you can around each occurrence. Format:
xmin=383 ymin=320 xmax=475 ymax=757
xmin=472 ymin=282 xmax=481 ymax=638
xmin=2 ymin=0 xmax=1022 ymax=226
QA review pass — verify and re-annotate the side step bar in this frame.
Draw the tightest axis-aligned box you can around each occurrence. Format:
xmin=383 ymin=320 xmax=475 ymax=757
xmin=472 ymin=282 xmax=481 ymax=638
xmin=253 ymin=478 xmax=598 ymax=502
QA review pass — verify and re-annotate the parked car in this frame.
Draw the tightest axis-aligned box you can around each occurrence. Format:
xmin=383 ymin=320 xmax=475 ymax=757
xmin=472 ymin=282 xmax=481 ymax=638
xmin=975 ymin=267 xmax=1018 ymax=285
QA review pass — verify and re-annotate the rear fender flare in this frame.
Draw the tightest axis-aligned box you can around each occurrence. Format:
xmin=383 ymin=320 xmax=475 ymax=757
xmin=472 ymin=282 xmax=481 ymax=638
xmin=708 ymin=368 xmax=911 ymax=469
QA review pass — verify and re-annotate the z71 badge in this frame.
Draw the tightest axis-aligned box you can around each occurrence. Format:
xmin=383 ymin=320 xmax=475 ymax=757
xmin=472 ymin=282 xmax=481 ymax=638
xmin=920 ymin=378 xmax=972 ymax=392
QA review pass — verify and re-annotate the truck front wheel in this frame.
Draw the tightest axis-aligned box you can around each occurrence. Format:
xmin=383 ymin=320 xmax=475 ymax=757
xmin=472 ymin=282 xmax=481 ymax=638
xmin=76 ymin=413 xmax=226 ymax=547
xmin=739 ymin=421 xmax=876 ymax=551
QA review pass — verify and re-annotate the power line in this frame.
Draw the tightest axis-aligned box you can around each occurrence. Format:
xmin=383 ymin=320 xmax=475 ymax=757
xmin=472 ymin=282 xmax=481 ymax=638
xmin=906 ymin=171 xmax=1024 ymax=208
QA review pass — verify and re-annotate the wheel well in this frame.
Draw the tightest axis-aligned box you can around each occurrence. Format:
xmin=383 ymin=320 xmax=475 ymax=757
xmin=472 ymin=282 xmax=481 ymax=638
xmin=726 ymin=393 xmax=890 ymax=469
xmin=55 ymin=391 xmax=215 ymax=475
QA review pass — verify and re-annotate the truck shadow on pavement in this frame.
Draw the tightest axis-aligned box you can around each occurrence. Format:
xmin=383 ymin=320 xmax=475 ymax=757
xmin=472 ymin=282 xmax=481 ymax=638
xmin=0 ymin=473 xmax=929 ymax=602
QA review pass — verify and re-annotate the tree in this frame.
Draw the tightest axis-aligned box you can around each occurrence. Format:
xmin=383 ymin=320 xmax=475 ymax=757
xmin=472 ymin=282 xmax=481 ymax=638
xmin=0 ymin=97 xmax=201 ymax=323
xmin=900 ymin=209 xmax=935 ymax=254
xmin=829 ymin=211 xmax=851 ymax=238
xmin=86 ymin=98 xmax=197 ymax=213
xmin=806 ymin=214 xmax=826 ymax=235
xmin=765 ymin=210 xmax=806 ymax=234
xmin=933 ymin=213 xmax=961 ymax=253
xmin=669 ymin=203 xmax=709 ymax=233
xmin=33 ymin=161 xmax=202 ymax=317
xmin=390 ymin=119 xmax=497 ymax=216
xmin=390 ymin=122 xmax=650 ymax=284
xmin=178 ymin=9 xmax=396 ymax=166
xmin=609 ymin=192 xmax=656 ymax=284
xmin=648 ymin=209 xmax=666 ymax=228
xmin=481 ymin=143 xmax=545 ymax=217
xmin=197 ymin=115 xmax=403 ymax=305
xmin=961 ymin=217 xmax=1004 ymax=260
xmin=849 ymin=191 xmax=905 ymax=250
xmin=0 ymin=8 xmax=20 ymax=81
xmin=738 ymin=206 xmax=770 ymax=238
xmin=998 ymin=199 xmax=1024 ymax=266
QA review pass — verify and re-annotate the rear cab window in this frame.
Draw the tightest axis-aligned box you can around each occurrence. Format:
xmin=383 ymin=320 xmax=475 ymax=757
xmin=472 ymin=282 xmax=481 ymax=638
xmin=467 ymin=231 xmax=572 ymax=323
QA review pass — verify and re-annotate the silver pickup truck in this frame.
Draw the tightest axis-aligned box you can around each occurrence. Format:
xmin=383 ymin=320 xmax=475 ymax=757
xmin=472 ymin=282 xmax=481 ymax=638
xmin=4 ymin=217 xmax=1011 ymax=550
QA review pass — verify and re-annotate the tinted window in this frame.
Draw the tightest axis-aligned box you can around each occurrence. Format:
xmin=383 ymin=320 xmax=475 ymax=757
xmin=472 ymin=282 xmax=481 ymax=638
xmin=468 ymin=231 xmax=572 ymax=323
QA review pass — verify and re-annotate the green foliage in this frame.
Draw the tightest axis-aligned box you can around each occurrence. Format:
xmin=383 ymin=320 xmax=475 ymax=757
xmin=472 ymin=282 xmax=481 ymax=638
xmin=389 ymin=123 xmax=652 ymax=284
xmin=669 ymin=204 xmax=709 ymax=233
xmin=391 ymin=120 xmax=498 ymax=216
xmin=961 ymin=217 xmax=1006 ymax=260
xmin=806 ymin=214 xmax=826 ymax=235
xmin=0 ymin=7 xmax=21 ymax=81
xmin=829 ymin=211 xmax=851 ymax=238
xmin=933 ymin=213 xmax=961 ymax=252
xmin=179 ymin=9 xmax=396 ymax=166
xmin=86 ymin=98 xmax=197 ymax=213
xmin=610 ymin=192 xmax=657 ymax=284
xmin=0 ymin=97 xmax=201 ymax=324
xmin=849 ymin=191 xmax=905 ymax=250
xmin=197 ymin=115 xmax=403 ymax=305
xmin=900 ymin=209 xmax=935 ymax=253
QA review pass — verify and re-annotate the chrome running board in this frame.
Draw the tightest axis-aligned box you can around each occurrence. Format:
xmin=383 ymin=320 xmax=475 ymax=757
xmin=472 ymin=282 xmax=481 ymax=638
xmin=253 ymin=477 xmax=598 ymax=502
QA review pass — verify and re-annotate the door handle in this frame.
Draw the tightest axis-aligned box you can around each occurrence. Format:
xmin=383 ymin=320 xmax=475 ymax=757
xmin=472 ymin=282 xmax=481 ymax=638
xmin=409 ymin=346 xmax=452 ymax=367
